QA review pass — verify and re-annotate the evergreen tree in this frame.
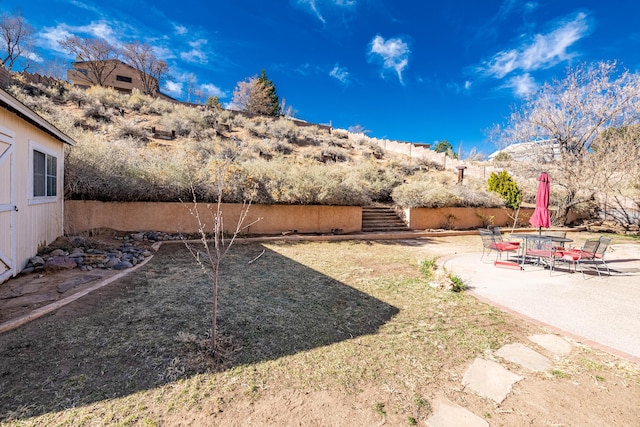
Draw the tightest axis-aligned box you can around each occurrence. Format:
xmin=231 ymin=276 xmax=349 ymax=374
xmin=433 ymin=140 xmax=458 ymax=159
xmin=258 ymin=69 xmax=280 ymax=116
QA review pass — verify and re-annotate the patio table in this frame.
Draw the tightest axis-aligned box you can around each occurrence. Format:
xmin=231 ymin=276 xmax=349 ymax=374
xmin=510 ymin=233 xmax=573 ymax=267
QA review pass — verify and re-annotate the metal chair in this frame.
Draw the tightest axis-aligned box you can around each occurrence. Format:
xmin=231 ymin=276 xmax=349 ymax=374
xmin=524 ymin=235 xmax=561 ymax=274
xmin=544 ymin=230 xmax=568 ymax=249
xmin=594 ymin=236 xmax=612 ymax=275
xmin=489 ymin=226 xmax=521 ymax=250
xmin=561 ymin=239 xmax=601 ymax=278
xmin=479 ymin=228 xmax=519 ymax=261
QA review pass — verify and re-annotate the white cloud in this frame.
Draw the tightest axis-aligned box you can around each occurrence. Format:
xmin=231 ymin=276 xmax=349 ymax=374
xmin=38 ymin=26 xmax=75 ymax=55
xmin=163 ymin=80 xmax=183 ymax=97
xmin=299 ymin=0 xmax=326 ymax=25
xmin=329 ymin=64 xmax=350 ymax=85
xmin=465 ymin=80 xmax=472 ymax=90
xmin=180 ymin=39 xmax=208 ymax=63
xmin=296 ymin=0 xmax=357 ymax=25
xmin=38 ymin=20 xmax=123 ymax=55
xmin=200 ymin=83 xmax=226 ymax=98
xmin=368 ymin=35 xmax=410 ymax=84
xmin=76 ymin=21 xmax=119 ymax=45
xmin=174 ymin=24 xmax=188 ymax=35
xmin=482 ymin=12 xmax=590 ymax=78
xmin=180 ymin=50 xmax=207 ymax=64
xmin=504 ymin=73 xmax=538 ymax=97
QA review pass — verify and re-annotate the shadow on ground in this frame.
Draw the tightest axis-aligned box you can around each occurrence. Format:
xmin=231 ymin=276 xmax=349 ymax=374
xmin=0 ymin=243 xmax=398 ymax=421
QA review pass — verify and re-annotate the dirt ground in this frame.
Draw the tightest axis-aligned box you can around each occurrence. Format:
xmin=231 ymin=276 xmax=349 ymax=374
xmin=1 ymin=232 xmax=639 ymax=426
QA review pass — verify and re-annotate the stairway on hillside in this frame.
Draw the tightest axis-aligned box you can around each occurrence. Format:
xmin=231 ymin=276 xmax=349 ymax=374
xmin=361 ymin=205 xmax=410 ymax=232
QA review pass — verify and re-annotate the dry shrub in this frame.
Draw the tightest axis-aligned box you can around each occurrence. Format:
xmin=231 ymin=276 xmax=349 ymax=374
xmin=392 ymin=173 xmax=503 ymax=208
xmin=298 ymin=124 xmax=325 ymax=140
xmin=255 ymin=138 xmax=294 ymax=156
xmin=65 ymin=133 xmax=201 ymax=201
xmin=114 ymin=120 xmax=149 ymax=141
xmin=239 ymin=159 xmax=369 ymax=205
xmin=86 ymin=86 xmax=127 ymax=109
xmin=316 ymin=145 xmax=350 ymax=163
xmin=160 ymin=104 xmax=208 ymax=138
xmin=349 ymin=161 xmax=402 ymax=202
xmin=268 ymin=117 xmax=299 ymax=140
xmin=82 ymin=99 xmax=114 ymax=122
xmin=125 ymin=89 xmax=173 ymax=114
xmin=6 ymin=85 xmax=57 ymax=115
xmin=332 ymin=128 xmax=349 ymax=139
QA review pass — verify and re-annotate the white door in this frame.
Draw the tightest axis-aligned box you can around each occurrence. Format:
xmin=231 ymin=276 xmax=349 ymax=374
xmin=0 ymin=127 xmax=16 ymax=283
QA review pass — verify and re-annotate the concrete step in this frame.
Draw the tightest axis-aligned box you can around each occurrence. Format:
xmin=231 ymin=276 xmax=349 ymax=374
xmin=361 ymin=205 xmax=409 ymax=232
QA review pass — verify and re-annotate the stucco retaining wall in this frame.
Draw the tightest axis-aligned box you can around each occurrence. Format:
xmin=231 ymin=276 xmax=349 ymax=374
xmin=65 ymin=201 xmax=362 ymax=235
xmin=65 ymin=201 xmax=584 ymax=235
xmin=403 ymin=207 xmax=535 ymax=230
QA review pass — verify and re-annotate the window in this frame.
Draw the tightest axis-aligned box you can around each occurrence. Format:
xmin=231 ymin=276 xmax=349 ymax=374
xmin=33 ymin=150 xmax=57 ymax=197
xmin=116 ymin=75 xmax=133 ymax=83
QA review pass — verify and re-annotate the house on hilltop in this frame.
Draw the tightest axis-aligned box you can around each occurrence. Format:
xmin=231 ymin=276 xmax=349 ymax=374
xmin=0 ymin=86 xmax=76 ymax=284
xmin=67 ymin=59 xmax=176 ymax=102
xmin=488 ymin=140 xmax=560 ymax=163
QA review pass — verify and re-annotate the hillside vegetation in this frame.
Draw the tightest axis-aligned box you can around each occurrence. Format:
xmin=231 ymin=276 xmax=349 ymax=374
xmin=9 ymin=80 xmax=503 ymax=208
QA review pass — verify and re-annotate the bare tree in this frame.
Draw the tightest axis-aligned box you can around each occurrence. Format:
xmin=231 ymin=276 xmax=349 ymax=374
xmin=492 ymin=61 xmax=640 ymax=224
xmin=183 ymin=161 xmax=260 ymax=359
xmin=59 ymin=36 xmax=118 ymax=86
xmin=121 ymin=41 xmax=168 ymax=95
xmin=231 ymin=75 xmax=272 ymax=115
xmin=185 ymin=73 xmax=203 ymax=103
xmin=0 ymin=11 xmax=34 ymax=71
xmin=37 ymin=56 xmax=68 ymax=80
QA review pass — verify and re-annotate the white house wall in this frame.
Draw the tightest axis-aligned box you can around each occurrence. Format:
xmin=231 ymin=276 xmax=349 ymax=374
xmin=0 ymin=109 xmax=64 ymax=275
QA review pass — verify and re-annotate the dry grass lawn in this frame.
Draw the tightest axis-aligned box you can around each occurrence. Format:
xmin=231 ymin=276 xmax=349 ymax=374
xmin=0 ymin=237 xmax=639 ymax=426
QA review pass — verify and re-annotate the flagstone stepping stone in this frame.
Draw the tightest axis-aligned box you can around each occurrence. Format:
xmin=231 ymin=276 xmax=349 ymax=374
xmin=56 ymin=274 xmax=103 ymax=293
xmin=426 ymin=398 xmax=489 ymax=427
xmin=462 ymin=358 xmax=523 ymax=404
xmin=496 ymin=342 xmax=552 ymax=372
xmin=3 ymin=291 xmax=59 ymax=308
xmin=528 ymin=334 xmax=573 ymax=356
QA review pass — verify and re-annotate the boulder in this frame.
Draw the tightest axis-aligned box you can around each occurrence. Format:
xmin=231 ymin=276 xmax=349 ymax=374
xmin=44 ymin=256 xmax=77 ymax=272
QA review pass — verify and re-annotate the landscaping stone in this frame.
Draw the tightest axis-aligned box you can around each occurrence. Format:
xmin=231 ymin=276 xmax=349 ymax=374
xmin=49 ymin=249 xmax=66 ymax=257
xmin=528 ymin=334 xmax=573 ymax=356
xmin=44 ymin=256 xmax=77 ymax=272
xmin=427 ymin=399 xmax=489 ymax=427
xmin=496 ymin=343 xmax=552 ymax=372
xmin=462 ymin=358 xmax=523 ymax=403
xmin=113 ymin=261 xmax=133 ymax=270
xmin=56 ymin=275 xmax=102 ymax=293
xmin=18 ymin=231 xmax=161 ymax=276
xmin=29 ymin=256 xmax=45 ymax=267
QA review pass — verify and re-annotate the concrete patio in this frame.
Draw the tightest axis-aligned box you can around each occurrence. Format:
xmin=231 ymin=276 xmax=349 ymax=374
xmin=444 ymin=243 xmax=640 ymax=363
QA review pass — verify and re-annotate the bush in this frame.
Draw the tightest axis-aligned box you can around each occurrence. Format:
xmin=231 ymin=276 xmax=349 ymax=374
xmin=392 ymin=173 xmax=503 ymax=208
xmin=487 ymin=170 xmax=522 ymax=209
xmin=160 ymin=105 xmax=208 ymax=138
xmin=114 ymin=121 xmax=149 ymax=141
xmin=86 ymin=86 xmax=127 ymax=110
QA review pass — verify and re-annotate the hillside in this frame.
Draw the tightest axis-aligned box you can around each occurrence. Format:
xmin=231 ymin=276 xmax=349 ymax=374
xmin=8 ymin=80 xmax=504 ymax=208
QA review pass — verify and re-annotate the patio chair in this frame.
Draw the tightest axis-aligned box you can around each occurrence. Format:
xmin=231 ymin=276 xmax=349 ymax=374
xmin=524 ymin=235 xmax=562 ymax=274
xmin=544 ymin=230 xmax=568 ymax=249
xmin=561 ymin=238 xmax=600 ymax=278
xmin=479 ymin=228 xmax=519 ymax=261
xmin=489 ymin=226 xmax=521 ymax=248
xmin=594 ymin=236 xmax=612 ymax=275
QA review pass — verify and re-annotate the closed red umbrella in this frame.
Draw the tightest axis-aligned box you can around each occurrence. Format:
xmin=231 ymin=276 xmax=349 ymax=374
xmin=529 ymin=172 xmax=551 ymax=233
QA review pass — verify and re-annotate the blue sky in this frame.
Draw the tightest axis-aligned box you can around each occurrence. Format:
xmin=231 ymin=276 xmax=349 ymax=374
xmin=4 ymin=0 xmax=640 ymax=156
